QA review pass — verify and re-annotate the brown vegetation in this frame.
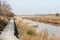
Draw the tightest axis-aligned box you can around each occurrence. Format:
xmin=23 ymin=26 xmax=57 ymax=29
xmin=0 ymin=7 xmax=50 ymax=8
xmin=18 ymin=15 xmax=60 ymax=26
xmin=0 ymin=0 xmax=15 ymax=31
xmin=14 ymin=16 xmax=60 ymax=40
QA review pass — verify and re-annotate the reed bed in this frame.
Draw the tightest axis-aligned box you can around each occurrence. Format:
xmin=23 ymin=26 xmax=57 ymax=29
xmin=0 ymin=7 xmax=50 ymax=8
xmin=14 ymin=16 xmax=60 ymax=40
xmin=18 ymin=16 xmax=60 ymax=26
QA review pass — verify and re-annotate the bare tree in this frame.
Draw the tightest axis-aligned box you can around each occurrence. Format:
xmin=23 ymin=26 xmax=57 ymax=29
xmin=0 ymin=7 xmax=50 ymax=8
xmin=0 ymin=0 xmax=12 ymax=16
xmin=0 ymin=0 xmax=15 ymax=31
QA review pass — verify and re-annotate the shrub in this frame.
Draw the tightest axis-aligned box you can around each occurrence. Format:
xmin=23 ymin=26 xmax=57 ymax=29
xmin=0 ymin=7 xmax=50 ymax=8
xmin=56 ymin=13 xmax=59 ymax=16
xmin=26 ymin=29 xmax=36 ymax=36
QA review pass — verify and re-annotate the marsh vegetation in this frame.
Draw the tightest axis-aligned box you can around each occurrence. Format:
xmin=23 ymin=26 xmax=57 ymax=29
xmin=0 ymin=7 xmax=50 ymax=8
xmin=14 ymin=16 xmax=60 ymax=40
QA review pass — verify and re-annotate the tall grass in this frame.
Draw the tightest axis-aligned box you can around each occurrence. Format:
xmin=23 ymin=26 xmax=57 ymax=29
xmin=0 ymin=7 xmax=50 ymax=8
xmin=18 ymin=16 xmax=60 ymax=26
xmin=14 ymin=17 xmax=60 ymax=40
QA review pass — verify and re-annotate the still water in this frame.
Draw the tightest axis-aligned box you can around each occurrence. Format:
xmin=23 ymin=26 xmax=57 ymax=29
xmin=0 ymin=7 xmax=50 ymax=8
xmin=23 ymin=19 xmax=60 ymax=34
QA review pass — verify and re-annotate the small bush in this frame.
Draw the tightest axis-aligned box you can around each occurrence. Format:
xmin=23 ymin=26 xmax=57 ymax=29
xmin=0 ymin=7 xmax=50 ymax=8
xmin=26 ymin=29 xmax=36 ymax=36
xmin=56 ymin=13 xmax=59 ymax=16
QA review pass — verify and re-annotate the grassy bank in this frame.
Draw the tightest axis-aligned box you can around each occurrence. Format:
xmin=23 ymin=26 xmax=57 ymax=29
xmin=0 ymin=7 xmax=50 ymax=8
xmin=14 ymin=16 xmax=60 ymax=40
xmin=17 ymin=15 xmax=60 ymax=26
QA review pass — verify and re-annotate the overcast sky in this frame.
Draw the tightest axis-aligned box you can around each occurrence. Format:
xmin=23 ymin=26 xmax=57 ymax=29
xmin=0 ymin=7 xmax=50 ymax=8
xmin=6 ymin=0 xmax=60 ymax=15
